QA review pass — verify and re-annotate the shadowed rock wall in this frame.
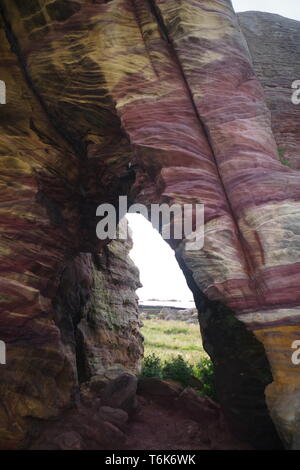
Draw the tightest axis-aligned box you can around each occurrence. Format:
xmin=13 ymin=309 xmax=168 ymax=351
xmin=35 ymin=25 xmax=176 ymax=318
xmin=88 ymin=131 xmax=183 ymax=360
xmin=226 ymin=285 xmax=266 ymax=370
xmin=54 ymin=235 xmax=143 ymax=384
xmin=0 ymin=10 xmax=142 ymax=448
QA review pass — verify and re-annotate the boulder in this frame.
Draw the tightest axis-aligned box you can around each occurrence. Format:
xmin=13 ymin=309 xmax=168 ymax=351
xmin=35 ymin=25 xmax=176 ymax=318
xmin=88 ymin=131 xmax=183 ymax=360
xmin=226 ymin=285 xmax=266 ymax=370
xmin=177 ymin=388 xmax=220 ymax=423
xmin=99 ymin=406 xmax=128 ymax=430
xmin=100 ymin=373 xmax=138 ymax=413
xmin=137 ymin=377 xmax=184 ymax=401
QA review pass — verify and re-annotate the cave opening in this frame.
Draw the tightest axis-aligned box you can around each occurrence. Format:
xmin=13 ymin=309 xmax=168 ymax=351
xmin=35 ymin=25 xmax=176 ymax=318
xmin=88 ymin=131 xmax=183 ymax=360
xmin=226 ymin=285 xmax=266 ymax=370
xmin=109 ymin=211 xmax=282 ymax=451
xmin=126 ymin=212 xmax=208 ymax=384
xmin=127 ymin=212 xmax=196 ymax=309
xmin=90 ymin=211 xmax=280 ymax=450
xmin=109 ymin=212 xmax=225 ymax=450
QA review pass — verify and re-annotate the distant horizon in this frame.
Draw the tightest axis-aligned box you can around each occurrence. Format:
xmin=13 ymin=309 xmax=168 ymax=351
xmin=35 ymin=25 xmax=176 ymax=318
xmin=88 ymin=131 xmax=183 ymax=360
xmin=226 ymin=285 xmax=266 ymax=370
xmin=139 ymin=299 xmax=196 ymax=309
xmin=142 ymin=297 xmax=195 ymax=302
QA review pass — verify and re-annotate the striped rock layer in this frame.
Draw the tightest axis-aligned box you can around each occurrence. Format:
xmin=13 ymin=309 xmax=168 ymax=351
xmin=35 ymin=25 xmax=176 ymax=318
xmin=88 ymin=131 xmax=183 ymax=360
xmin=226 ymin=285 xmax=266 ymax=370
xmin=0 ymin=0 xmax=299 ymax=449
xmin=239 ymin=12 xmax=300 ymax=170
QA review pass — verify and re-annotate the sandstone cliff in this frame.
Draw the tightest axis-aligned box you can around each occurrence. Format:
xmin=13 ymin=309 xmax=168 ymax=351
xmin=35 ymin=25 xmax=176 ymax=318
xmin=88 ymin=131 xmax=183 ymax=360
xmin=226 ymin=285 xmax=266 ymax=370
xmin=239 ymin=12 xmax=300 ymax=169
xmin=0 ymin=1 xmax=299 ymax=449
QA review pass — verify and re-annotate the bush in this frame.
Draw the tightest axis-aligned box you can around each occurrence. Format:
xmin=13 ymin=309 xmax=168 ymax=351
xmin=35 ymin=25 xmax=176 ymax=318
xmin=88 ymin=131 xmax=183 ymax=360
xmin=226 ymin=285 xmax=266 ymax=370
xmin=194 ymin=357 xmax=216 ymax=400
xmin=162 ymin=355 xmax=194 ymax=387
xmin=141 ymin=353 xmax=163 ymax=378
xmin=141 ymin=353 xmax=216 ymax=401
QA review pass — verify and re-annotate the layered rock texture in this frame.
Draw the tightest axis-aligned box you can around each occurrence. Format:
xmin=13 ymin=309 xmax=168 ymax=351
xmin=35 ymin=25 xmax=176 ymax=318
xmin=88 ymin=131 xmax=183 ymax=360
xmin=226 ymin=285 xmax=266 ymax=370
xmin=0 ymin=0 xmax=299 ymax=450
xmin=239 ymin=12 xmax=300 ymax=169
xmin=55 ymin=233 xmax=143 ymax=384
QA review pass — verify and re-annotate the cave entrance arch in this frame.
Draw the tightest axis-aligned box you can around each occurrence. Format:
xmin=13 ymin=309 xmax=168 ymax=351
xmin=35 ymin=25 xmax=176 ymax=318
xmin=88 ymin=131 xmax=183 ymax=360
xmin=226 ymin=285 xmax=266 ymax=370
xmin=75 ymin=190 xmax=283 ymax=450
xmin=109 ymin=209 xmax=281 ymax=450
xmin=127 ymin=212 xmax=204 ymax=366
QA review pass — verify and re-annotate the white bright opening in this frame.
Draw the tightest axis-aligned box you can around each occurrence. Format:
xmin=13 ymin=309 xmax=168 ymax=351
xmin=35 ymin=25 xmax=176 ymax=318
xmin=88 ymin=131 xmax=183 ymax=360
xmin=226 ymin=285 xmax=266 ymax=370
xmin=127 ymin=213 xmax=195 ymax=308
xmin=232 ymin=0 xmax=300 ymax=21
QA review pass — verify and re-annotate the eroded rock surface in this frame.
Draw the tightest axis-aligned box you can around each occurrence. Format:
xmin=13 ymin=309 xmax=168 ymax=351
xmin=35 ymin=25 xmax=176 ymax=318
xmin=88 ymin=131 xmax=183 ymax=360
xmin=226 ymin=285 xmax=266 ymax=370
xmin=0 ymin=0 xmax=299 ymax=449
xmin=55 ymin=233 xmax=143 ymax=384
xmin=0 ymin=15 xmax=142 ymax=443
xmin=239 ymin=12 xmax=300 ymax=169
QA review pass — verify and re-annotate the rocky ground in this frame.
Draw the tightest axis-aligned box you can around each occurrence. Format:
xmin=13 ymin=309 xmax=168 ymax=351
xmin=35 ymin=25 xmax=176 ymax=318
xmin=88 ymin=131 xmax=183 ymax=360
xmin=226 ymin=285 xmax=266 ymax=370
xmin=140 ymin=306 xmax=199 ymax=324
xmin=30 ymin=373 xmax=251 ymax=450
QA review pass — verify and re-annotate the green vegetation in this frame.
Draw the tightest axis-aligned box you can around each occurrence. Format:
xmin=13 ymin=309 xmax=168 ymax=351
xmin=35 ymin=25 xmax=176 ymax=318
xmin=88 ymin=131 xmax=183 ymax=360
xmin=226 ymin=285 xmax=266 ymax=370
xmin=141 ymin=353 xmax=163 ymax=378
xmin=162 ymin=355 xmax=194 ymax=387
xmin=278 ymin=147 xmax=291 ymax=167
xmin=141 ymin=353 xmax=216 ymax=400
xmin=164 ymin=326 xmax=189 ymax=335
xmin=141 ymin=318 xmax=207 ymax=364
xmin=141 ymin=319 xmax=216 ymax=399
xmin=194 ymin=357 xmax=216 ymax=400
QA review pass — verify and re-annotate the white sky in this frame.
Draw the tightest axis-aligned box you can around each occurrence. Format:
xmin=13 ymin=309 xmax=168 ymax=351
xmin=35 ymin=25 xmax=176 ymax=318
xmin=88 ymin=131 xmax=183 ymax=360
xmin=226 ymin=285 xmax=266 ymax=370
xmin=127 ymin=214 xmax=194 ymax=302
xmin=127 ymin=0 xmax=299 ymax=303
xmin=231 ymin=0 xmax=300 ymax=21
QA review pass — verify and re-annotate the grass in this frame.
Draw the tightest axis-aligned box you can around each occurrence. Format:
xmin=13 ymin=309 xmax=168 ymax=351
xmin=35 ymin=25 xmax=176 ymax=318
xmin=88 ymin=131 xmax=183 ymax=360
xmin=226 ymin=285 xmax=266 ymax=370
xmin=141 ymin=318 xmax=208 ymax=364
